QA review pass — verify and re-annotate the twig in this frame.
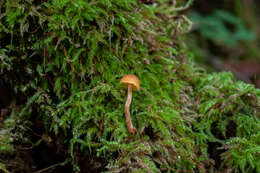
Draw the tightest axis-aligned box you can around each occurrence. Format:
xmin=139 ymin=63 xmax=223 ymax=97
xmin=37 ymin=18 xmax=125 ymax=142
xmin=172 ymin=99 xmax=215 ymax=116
xmin=33 ymin=162 xmax=62 ymax=173
xmin=0 ymin=164 xmax=10 ymax=173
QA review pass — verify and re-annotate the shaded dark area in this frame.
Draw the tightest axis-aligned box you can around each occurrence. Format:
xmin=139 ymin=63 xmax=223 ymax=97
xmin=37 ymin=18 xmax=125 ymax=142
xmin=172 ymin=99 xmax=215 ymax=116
xmin=207 ymin=142 xmax=224 ymax=169
xmin=193 ymin=0 xmax=225 ymax=15
xmin=0 ymin=79 xmax=108 ymax=172
xmin=76 ymin=152 xmax=108 ymax=173
xmin=0 ymin=79 xmax=13 ymax=109
xmin=207 ymin=120 xmax=237 ymax=169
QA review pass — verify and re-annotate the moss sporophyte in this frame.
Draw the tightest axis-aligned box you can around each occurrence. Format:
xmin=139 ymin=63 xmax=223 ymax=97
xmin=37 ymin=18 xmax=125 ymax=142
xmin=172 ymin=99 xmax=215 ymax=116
xmin=120 ymin=74 xmax=140 ymax=134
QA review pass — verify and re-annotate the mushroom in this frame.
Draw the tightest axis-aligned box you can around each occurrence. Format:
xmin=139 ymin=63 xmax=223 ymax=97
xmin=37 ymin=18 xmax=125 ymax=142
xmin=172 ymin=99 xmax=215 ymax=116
xmin=120 ymin=74 xmax=140 ymax=134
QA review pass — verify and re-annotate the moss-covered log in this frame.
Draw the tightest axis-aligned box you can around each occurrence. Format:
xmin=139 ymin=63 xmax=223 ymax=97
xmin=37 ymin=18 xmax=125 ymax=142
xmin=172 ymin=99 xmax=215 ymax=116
xmin=0 ymin=0 xmax=259 ymax=172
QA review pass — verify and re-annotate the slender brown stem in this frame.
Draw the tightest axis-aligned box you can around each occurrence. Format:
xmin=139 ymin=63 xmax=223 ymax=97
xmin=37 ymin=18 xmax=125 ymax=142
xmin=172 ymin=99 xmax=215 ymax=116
xmin=124 ymin=85 xmax=137 ymax=134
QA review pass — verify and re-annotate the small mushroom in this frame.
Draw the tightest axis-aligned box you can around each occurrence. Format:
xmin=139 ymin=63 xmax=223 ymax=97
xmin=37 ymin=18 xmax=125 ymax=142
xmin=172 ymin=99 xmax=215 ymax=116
xmin=120 ymin=74 xmax=140 ymax=134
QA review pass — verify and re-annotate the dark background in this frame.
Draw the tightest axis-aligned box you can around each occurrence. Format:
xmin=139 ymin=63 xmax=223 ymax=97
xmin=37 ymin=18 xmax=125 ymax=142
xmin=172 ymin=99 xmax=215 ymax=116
xmin=187 ymin=0 xmax=260 ymax=87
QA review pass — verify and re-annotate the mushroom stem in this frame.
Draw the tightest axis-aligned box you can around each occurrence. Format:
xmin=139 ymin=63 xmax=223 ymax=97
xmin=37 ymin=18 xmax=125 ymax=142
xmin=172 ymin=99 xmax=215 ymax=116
xmin=124 ymin=85 xmax=137 ymax=134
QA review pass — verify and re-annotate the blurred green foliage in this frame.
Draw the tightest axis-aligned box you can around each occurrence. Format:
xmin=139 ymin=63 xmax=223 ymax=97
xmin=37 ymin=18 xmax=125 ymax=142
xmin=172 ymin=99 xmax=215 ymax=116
xmin=190 ymin=10 xmax=256 ymax=47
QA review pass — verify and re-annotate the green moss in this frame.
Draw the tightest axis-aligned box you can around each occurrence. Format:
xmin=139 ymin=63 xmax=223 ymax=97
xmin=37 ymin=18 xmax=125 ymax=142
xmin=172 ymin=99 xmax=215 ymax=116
xmin=0 ymin=0 xmax=259 ymax=172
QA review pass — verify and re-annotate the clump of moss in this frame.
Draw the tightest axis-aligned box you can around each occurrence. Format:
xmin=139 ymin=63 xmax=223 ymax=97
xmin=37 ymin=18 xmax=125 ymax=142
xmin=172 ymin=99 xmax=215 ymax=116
xmin=0 ymin=0 xmax=259 ymax=172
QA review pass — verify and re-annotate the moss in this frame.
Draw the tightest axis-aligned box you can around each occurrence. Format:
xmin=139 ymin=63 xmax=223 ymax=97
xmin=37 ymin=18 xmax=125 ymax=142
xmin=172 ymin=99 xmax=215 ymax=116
xmin=0 ymin=0 xmax=259 ymax=172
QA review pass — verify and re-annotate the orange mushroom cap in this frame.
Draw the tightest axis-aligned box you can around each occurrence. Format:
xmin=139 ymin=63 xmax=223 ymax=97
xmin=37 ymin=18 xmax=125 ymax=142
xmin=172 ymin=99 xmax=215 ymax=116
xmin=120 ymin=74 xmax=140 ymax=91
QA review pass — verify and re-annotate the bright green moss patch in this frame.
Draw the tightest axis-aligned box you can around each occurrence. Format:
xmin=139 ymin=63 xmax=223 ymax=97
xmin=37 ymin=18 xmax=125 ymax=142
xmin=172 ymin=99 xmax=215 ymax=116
xmin=0 ymin=0 xmax=259 ymax=172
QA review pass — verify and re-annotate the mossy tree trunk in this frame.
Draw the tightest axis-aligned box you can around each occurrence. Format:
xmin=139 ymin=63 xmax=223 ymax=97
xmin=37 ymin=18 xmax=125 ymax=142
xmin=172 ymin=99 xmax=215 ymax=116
xmin=0 ymin=0 xmax=259 ymax=172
